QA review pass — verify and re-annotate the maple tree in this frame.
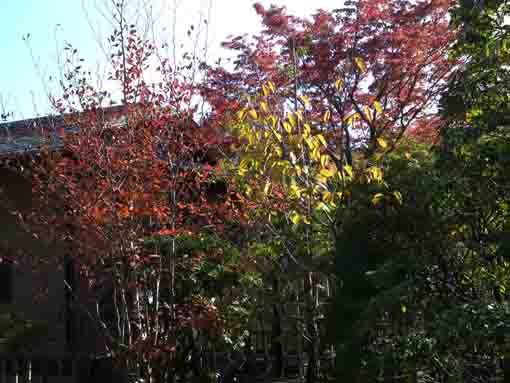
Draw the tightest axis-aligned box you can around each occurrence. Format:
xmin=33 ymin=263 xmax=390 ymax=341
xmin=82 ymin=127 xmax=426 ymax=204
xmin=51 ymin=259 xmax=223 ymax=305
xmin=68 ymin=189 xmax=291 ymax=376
xmin=205 ymin=0 xmax=457 ymax=154
xmin=203 ymin=1 xmax=459 ymax=381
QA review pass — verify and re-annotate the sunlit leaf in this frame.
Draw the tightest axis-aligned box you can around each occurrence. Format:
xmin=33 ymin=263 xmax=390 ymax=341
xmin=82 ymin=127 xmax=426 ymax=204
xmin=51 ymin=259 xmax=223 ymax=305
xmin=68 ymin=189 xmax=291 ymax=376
xmin=260 ymin=101 xmax=269 ymax=114
xmin=377 ymin=137 xmax=388 ymax=149
xmin=393 ymin=191 xmax=403 ymax=205
xmin=373 ymin=100 xmax=383 ymax=114
xmin=364 ymin=106 xmax=373 ymax=123
xmin=267 ymin=80 xmax=275 ymax=93
xmin=303 ymin=124 xmax=311 ymax=137
xmin=320 ymin=154 xmax=329 ymax=168
xmin=316 ymin=134 xmax=327 ymax=148
xmin=299 ymin=95 xmax=311 ymax=107
xmin=335 ymin=79 xmax=343 ymax=91
xmin=289 ymin=211 xmax=301 ymax=225
xmin=371 ymin=193 xmax=384 ymax=205
xmin=320 ymin=168 xmax=336 ymax=178
xmin=323 ymin=110 xmax=331 ymax=123
xmin=288 ymin=113 xmax=297 ymax=128
xmin=237 ymin=109 xmax=247 ymax=121
xmin=283 ymin=122 xmax=293 ymax=134
xmin=262 ymin=84 xmax=269 ymax=97
xmin=368 ymin=166 xmax=383 ymax=182
xmin=354 ymin=57 xmax=366 ymax=72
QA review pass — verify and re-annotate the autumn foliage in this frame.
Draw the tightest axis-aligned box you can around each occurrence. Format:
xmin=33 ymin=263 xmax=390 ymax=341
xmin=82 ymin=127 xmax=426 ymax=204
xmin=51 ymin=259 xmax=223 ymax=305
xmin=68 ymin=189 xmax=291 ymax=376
xmin=2 ymin=0 xmax=474 ymax=382
xmin=205 ymin=0 xmax=457 ymax=153
xmin=18 ymin=21 xmax=244 ymax=380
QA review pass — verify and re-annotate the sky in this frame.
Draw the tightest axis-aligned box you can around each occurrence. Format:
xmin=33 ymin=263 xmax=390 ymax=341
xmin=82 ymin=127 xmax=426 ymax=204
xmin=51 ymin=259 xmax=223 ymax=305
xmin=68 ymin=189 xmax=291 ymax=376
xmin=0 ymin=0 xmax=340 ymax=121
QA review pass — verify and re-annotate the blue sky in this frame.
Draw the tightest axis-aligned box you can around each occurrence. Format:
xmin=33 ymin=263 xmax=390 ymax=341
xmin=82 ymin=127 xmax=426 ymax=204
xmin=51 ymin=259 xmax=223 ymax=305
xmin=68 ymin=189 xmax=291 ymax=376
xmin=0 ymin=0 xmax=339 ymax=120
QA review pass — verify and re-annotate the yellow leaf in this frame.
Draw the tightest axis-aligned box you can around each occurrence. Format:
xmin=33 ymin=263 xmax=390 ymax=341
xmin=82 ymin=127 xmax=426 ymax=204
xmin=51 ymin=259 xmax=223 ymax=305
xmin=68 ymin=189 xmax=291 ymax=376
xmin=269 ymin=124 xmax=282 ymax=142
xmin=311 ymin=146 xmax=321 ymax=161
xmin=320 ymin=168 xmax=335 ymax=178
xmin=288 ymin=113 xmax=297 ymax=128
xmin=305 ymin=137 xmax=315 ymax=150
xmin=393 ymin=191 xmax=403 ymax=205
xmin=270 ymin=115 xmax=278 ymax=128
xmin=335 ymin=79 xmax=343 ymax=91
xmin=248 ymin=109 xmax=258 ymax=120
xmin=267 ymin=80 xmax=275 ymax=93
xmin=377 ymin=137 xmax=388 ymax=149
xmin=283 ymin=122 xmax=293 ymax=134
xmin=260 ymin=101 xmax=269 ymax=114
xmin=323 ymin=191 xmax=333 ymax=203
xmin=373 ymin=100 xmax=383 ymax=114
xmin=371 ymin=193 xmax=384 ymax=205
xmin=354 ymin=57 xmax=366 ymax=73
xmin=262 ymin=84 xmax=269 ymax=97
xmin=368 ymin=166 xmax=383 ymax=182
xmin=316 ymin=134 xmax=327 ymax=148
xmin=364 ymin=106 xmax=373 ymax=123
xmin=237 ymin=109 xmax=247 ymax=121
xmin=299 ymin=95 xmax=310 ymax=107
xmin=289 ymin=211 xmax=301 ymax=225
xmin=343 ymin=113 xmax=358 ymax=125
xmin=320 ymin=154 xmax=330 ymax=168
xmin=303 ymin=124 xmax=311 ymax=138
xmin=323 ymin=110 xmax=331 ymax=124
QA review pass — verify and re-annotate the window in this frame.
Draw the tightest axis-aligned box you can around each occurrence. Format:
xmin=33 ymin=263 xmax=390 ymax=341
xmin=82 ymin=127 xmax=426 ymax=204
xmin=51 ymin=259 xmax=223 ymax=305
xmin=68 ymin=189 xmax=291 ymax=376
xmin=0 ymin=258 xmax=13 ymax=303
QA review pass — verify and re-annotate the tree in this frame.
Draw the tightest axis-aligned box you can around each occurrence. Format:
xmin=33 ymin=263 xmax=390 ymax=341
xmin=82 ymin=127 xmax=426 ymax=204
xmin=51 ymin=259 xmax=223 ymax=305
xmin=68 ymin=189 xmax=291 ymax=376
xmin=11 ymin=4 xmax=245 ymax=382
xmin=205 ymin=0 xmax=457 ymax=155
xmin=208 ymin=1 xmax=457 ymax=381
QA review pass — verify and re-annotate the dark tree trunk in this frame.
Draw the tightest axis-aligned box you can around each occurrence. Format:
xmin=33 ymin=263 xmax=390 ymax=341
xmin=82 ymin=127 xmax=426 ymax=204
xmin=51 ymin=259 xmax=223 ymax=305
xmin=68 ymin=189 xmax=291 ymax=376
xmin=271 ymin=278 xmax=284 ymax=378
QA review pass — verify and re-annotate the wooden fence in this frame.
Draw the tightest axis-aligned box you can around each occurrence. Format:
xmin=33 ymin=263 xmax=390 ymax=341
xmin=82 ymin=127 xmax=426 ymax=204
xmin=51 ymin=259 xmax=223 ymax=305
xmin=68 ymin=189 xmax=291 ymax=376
xmin=0 ymin=353 xmax=76 ymax=383
xmin=0 ymin=352 xmax=126 ymax=383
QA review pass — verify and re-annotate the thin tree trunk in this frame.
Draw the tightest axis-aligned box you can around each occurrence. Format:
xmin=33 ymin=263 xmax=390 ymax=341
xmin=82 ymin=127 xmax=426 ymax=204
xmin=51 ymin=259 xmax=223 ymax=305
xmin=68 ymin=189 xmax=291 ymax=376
xmin=271 ymin=277 xmax=284 ymax=378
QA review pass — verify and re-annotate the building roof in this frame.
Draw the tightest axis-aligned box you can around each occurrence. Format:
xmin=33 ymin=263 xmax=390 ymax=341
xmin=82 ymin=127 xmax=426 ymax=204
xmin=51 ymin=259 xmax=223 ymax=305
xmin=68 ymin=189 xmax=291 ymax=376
xmin=0 ymin=116 xmax=78 ymax=158
xmin=0 ymin=106 xmax=126 ymax=159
